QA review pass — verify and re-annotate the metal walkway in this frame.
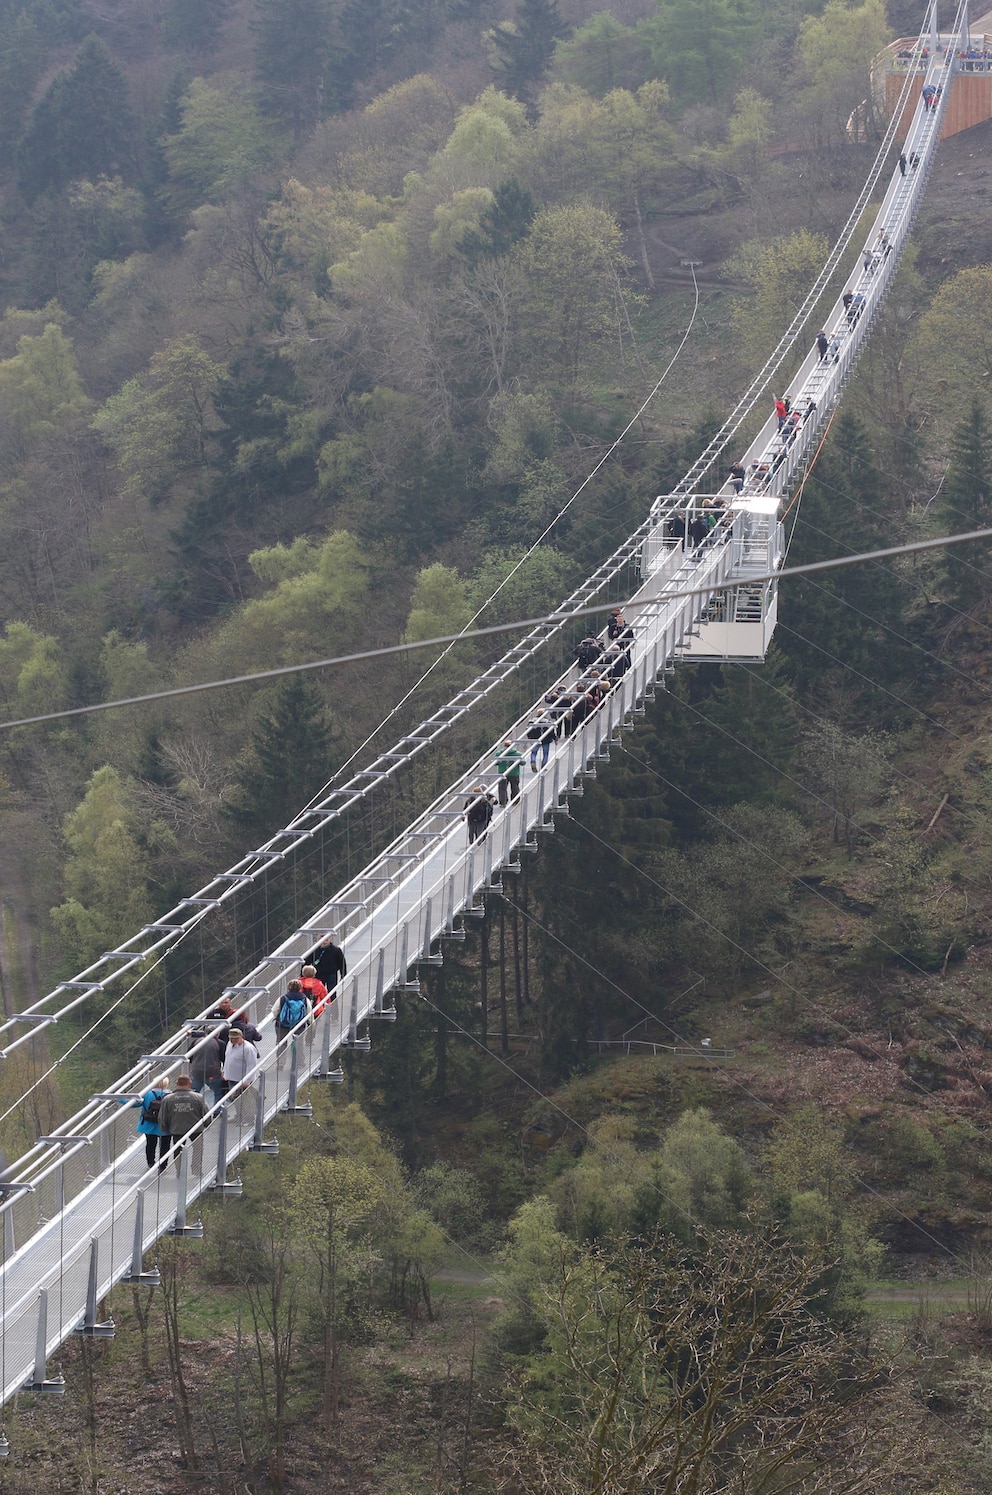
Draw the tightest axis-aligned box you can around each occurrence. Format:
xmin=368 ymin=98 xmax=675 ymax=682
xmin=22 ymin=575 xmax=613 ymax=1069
xmin=0 ymin=0 xmax=970 ymax=1411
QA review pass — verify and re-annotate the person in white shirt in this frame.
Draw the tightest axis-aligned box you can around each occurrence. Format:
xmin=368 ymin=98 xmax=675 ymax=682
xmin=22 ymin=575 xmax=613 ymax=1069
xmin=221 ymin=1027 xmax=258 ymax=1091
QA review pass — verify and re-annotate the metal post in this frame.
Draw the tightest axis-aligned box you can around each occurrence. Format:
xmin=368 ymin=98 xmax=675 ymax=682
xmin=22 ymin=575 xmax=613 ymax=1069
xmin=125 ymin=1191 xmax=160 ymax=1284
xmin=398 ymin=922 xmax=419 ymax=992
xmin=249 ymin=1070 xmax=279 ymax=1151
xmin=168 ymin=1147 xmax=203 ymax=1238
xmin=3 ymin=1205 xmax=13 ymax=1260
xmin=370 ymin=948 xmax=396 ymax=1019
xmin=24 ymin=1289 xmax=64 ymax=1392
xmin=342 ymin=977 xmax=370 ymax=1050
xmin=211 ymin=1104 xmax=245 ymax=1192
xmin=281 ymin=1040 xmax=313 ymax=1116
xmin=421 ymin=898 xmax=441 ymax=965
xmin=74 ymin=1237 xmax=114 ymax=1338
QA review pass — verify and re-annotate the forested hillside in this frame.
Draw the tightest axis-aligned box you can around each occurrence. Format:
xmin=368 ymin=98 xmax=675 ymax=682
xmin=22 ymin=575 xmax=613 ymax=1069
xmin=3 ymin=0 xmax=992 ymax=1487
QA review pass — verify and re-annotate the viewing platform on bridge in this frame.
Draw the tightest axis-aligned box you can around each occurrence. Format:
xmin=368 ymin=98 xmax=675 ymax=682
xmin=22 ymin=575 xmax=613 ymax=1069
xmin=883 ymin=10 xmax=992 ymax=139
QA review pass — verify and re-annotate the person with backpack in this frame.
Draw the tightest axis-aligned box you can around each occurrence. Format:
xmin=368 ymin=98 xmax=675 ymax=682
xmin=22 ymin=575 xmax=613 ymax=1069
xmin=300 ymin=964 xmax=329 ymax=1016
xmin=131 ymin=1076 xmax=170 ymax=1169
xmin=272 ymin=979 xmax=311 ymax=1043
xmin=222 ymin=1027 xmax=258 ymax=1091
xmin=158 ymin=1075 xmax=209 ymax=1173
xmin=465 ymin=786 xmax=495 ymax=842
xmin=576 ymin=637 xmax=601 ymax=671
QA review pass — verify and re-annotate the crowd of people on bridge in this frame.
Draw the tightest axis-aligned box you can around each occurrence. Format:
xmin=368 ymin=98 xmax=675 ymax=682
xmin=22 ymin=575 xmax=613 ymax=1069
xmin=130 ymin=933 xmax=349 ymax=1168
xmin=892 ymin=42 xmax=992 ymax=75
xmin=464 ymin=610 xmax=637 ymax=842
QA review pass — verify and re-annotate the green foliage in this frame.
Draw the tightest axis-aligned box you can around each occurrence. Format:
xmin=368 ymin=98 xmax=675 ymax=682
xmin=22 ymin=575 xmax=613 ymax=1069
xmin=727 ymin=227 xmax=831 ymax=366
xmin=0 ymin=619 xmax=65 ymax=716
xmin=17 ymin=35 xmax=133 ymax=201
xmin=650 ymin=0 xmax=757 ymax=108
xmin=0 ymin=10 xmax=45 ymax=149
xmin=800 ymin=719 xmax=889 ymax=857
xmin=782 ymin=413 xmax=913 ymax=705
xmin=907 ymin=267 xmax=992 ymax=425
xmin=550 ymin=1115 xmax=656 ymax=1241
xmin=439 ymin=89 xmax=528 ymax=189
xmin=458 ymin=175 xmax=536 ymax=264
xmin=796 ymin=0 xmax=891 ymax=143
xmin=653 ymin=1106 xmax=751 ymax=1238
xmin=552 ymin=12 xmax=654 ymax=97
xmin=416 ymin=1159 xmax=493 ymax=1246
xmin=498 ymin=1227 xmax=884 ymax=1494
xmin=92 ymin=336 xmax=227 ymax=502
xmin=649 ymin=799 xmax=808 ymax=982
xmin=514 ymin=200 xmax=627 ymax=390
xmin=869 ymin=804 xmax=964 ymax=971
xmin=404 ymin=563 xmax=472 ymax=643
xmin=163 ymin=75 xmax=283 ymax=215
xmin=467 ymin=547 xmax=574 ymax=627
xmin=50 ymin=764 xmax=165 ymax=970
xmin=0 ymin=321 xmax=88 ymax=471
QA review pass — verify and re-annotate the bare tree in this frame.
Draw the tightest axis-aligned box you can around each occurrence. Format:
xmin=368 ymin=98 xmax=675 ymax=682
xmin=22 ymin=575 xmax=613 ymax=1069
xmin=496 ymin=1228 xmax=887 ymax=1495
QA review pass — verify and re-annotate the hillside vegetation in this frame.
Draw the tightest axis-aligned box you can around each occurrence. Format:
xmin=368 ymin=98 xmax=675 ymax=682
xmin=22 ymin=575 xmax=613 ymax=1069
xmin=3 ymin=0 xmax=992 ymax=1488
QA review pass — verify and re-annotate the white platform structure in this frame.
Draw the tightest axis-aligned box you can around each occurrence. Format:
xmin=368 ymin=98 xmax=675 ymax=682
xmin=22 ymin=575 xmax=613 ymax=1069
xmin=0 ymin=0 xmax=970 ymax=1417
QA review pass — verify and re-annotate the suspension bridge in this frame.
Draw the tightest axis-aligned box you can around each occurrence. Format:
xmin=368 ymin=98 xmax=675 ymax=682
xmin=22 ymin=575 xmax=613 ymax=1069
xmin=0 ymin=0 xmax=974 ymax=1422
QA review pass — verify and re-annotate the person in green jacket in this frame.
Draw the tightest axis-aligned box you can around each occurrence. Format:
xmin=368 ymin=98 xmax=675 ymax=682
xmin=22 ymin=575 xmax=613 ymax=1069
xmin=495 ymin=740 xmax=523 ymax=804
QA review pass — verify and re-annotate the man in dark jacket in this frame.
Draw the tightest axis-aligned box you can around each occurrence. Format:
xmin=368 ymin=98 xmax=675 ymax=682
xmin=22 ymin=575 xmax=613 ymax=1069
xmin=303 ymin=935 xmax=347 ymax=990
xmin=576 ymin=637 xmax=601 ymax=670
xmin=158 ymin=1076 xmax=208 ymax=1172
xmin=188 ymin=1029 xmax=224 ymax=1108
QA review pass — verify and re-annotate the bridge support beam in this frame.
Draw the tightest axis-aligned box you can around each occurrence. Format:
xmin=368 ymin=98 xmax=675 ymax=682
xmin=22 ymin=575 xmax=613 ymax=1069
xmin=249 ymin=1071 xmax=281 ymax=1149
xmin=74 ymin=1237 xmax=115 ymax=1338
xmin=24 ymin=1290 xmax=65 ymax=1393
xmin=280 ymin=1041 xmax=313 ymax=1117
xmin=125 ymin=1191 xmax=160 ymax=1285
xmin=209 ymin=1104 xmax=244 ymax=1193
xmin=167 ymin=1149 xmax=203 ymax=1239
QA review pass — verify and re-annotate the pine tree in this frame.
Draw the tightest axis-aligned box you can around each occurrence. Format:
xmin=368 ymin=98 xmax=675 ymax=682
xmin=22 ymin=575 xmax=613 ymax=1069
xmin=939 ymin=399 xmax=992 ymax=615
xmin=459 ymin=177 xmax=535 ymax=264
xmin=17 ymin=35 xmax=133 ymax=201
xmin=780 ymin=413 xmax=912 ymax=710
xmin=226 ymin=676 xmax=335 ymax=841
xmin=336 ymin=0 xmax=400 ymax=86
xmin=162 ymin=0 xmax=230 ymax=54
xmin=491 ymin=0 xmax=570 ymax=104
xmin=252 ymin=0 xmax=334 ymax=143
xmin=0 ymin=11 xmax=45 ymax=149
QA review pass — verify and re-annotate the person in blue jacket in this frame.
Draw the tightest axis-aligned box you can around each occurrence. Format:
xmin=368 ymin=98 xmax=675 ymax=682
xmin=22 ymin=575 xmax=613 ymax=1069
xmin=133 ymin=1076 xmax=170 ymax=1169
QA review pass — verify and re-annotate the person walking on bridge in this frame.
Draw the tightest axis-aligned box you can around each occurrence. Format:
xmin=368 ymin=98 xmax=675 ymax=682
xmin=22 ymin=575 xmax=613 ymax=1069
xmin=816 ymin=330 xmax=828 ymax=360
xmin=222 ymin=1026 xmax=258 ymax=1091
xmin=303 ymin=933 xmax=347 ymax=992
xmin=495 ymin=740 xmax=522 ymax=804
xmin=132 ymin=1077 xmax=170 ymax=1169
xmin=158 ymin=1076 xmax=208 ymax=1174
